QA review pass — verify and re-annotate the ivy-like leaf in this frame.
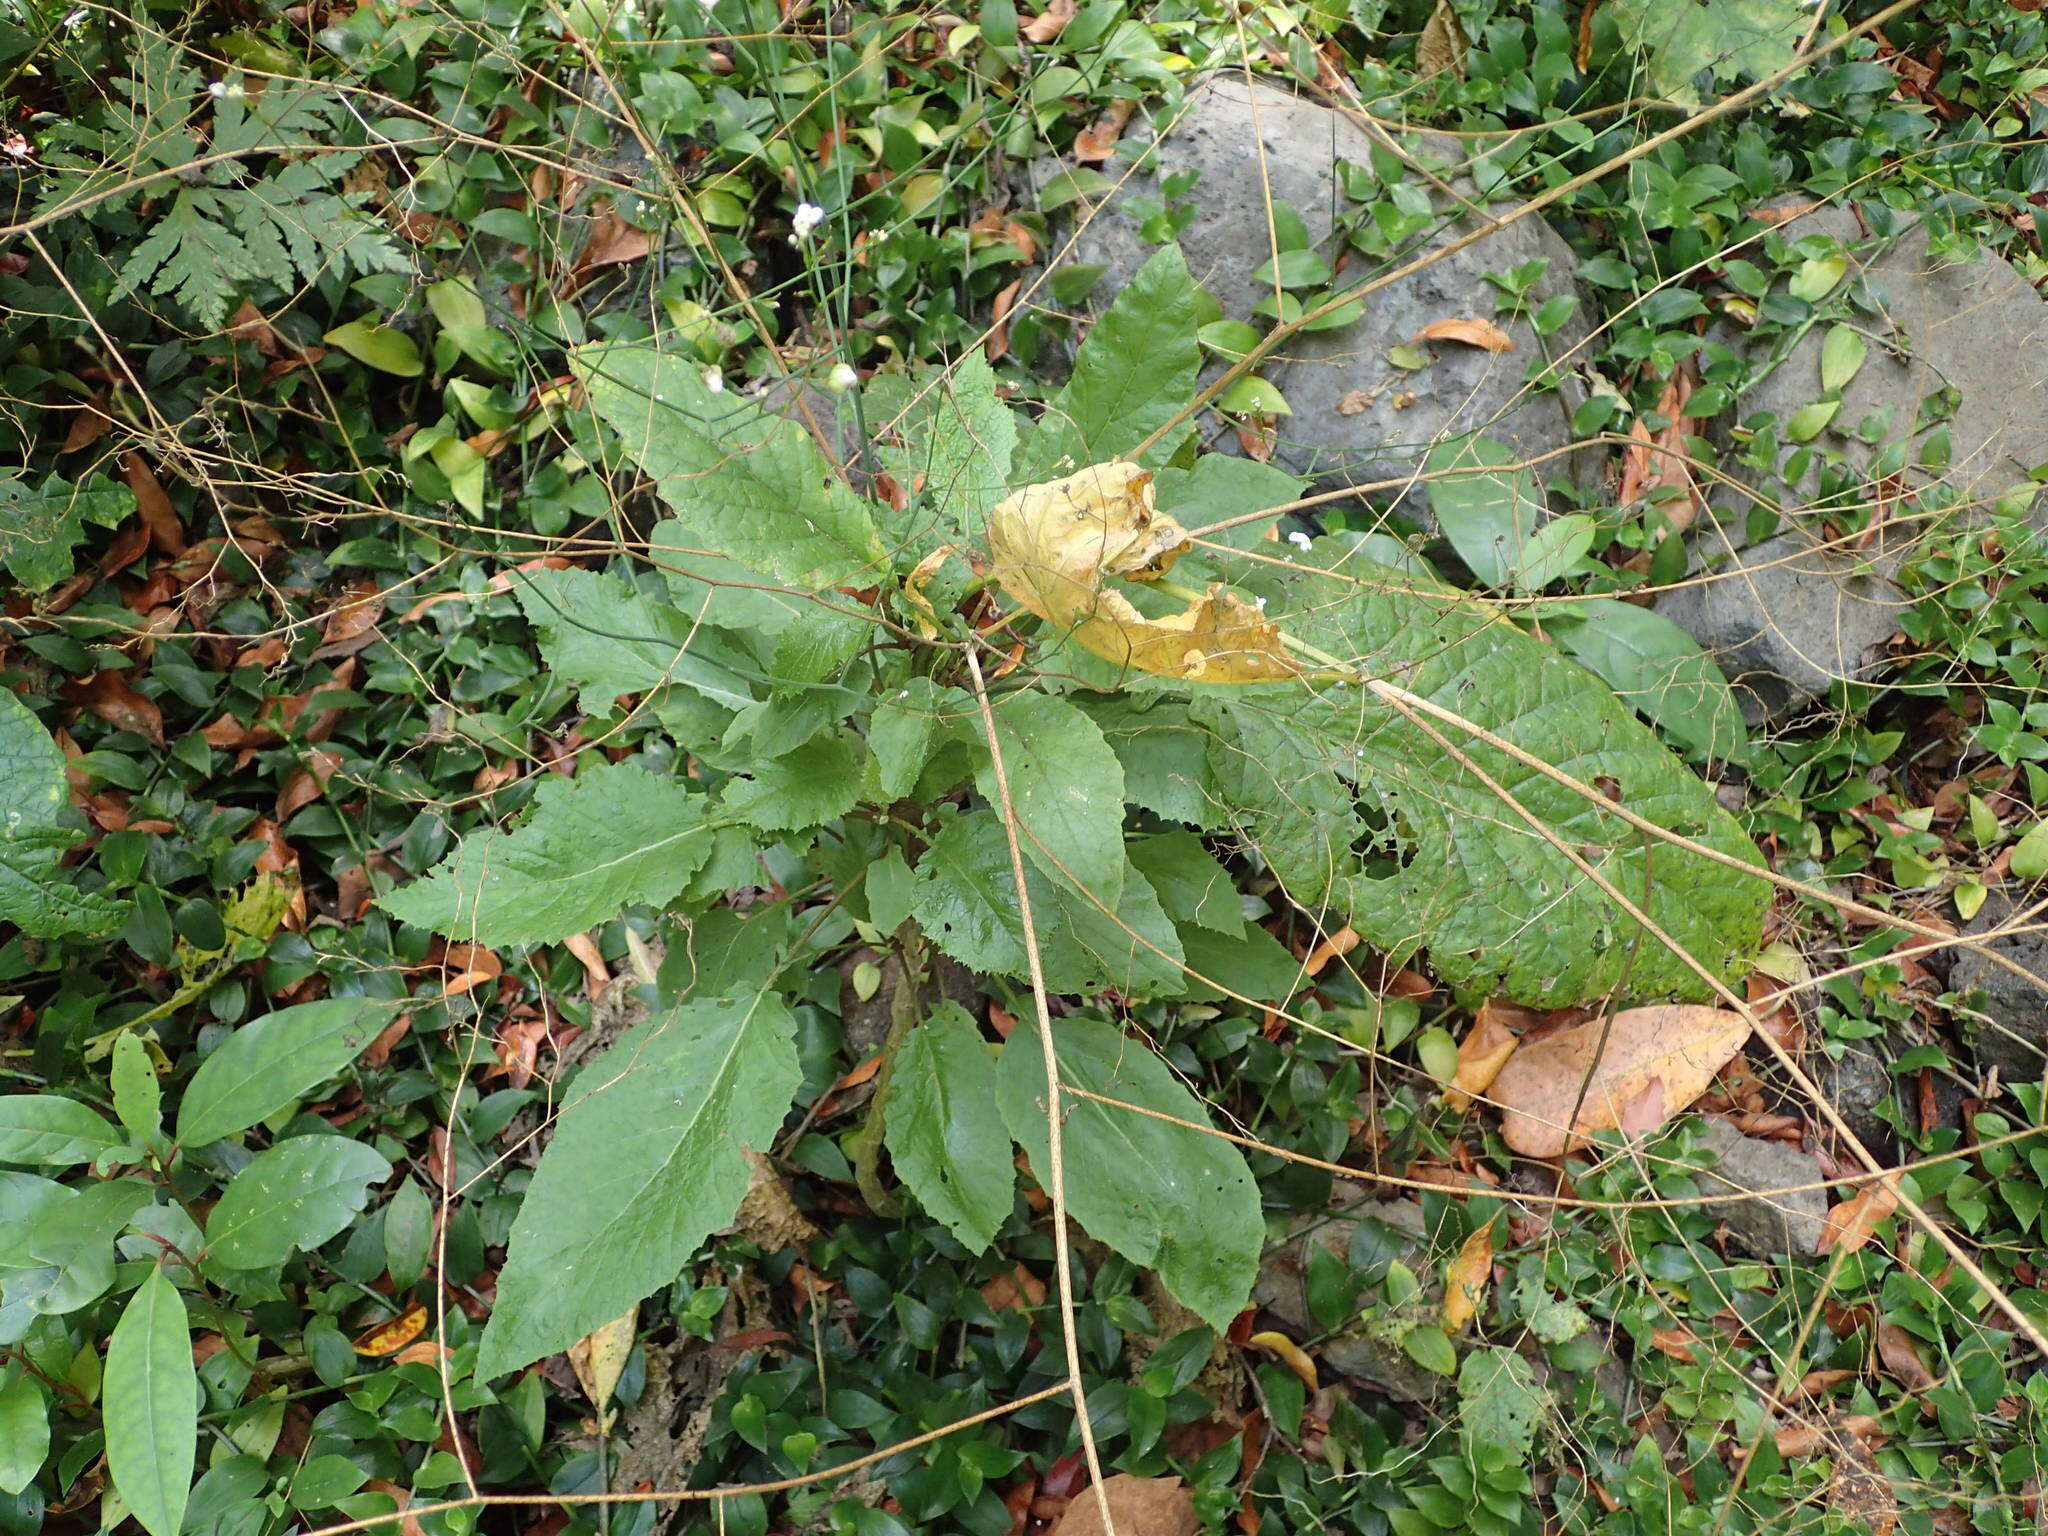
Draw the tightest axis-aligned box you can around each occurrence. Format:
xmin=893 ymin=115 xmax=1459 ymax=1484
xmin=0 ymin=473 xmax=135 ymax=592
xmin=884 ymin=1002 xmax=1014 ymax=1251
xmin=177 ymin=997 xmax=401 ymax=1147
xmin=379 ymin=762 xmax=712 ymax=946
xmin=997 ymin=1015 xmax=1260 ymax=1331
xmin=203 ymin=1136 xmax=391 ymax=1269
xmin=475 ymin=993 xmax=801 ymax=1380
xmin=1196 ymin=542 xmax=1771 ymax=1004
xmin=1609 ymin=0 xmax=1804 ymax=105
xmin=0 ymin=691 xmax=129 ymax=939
xmin=1547 ymin=598 xmax=1748 ymax=763
xmin=104 ymin=1269 xmax=197 ymax=1536
xmin=1022 ymin=245 xmax=1201 ymax=475
xmin=574 ymin=342 xmax=890 ymax=591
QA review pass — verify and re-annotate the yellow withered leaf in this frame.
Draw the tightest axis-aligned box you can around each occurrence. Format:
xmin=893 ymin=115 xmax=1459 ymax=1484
xmin=986 ymin=460 xmax=1302 ymax=684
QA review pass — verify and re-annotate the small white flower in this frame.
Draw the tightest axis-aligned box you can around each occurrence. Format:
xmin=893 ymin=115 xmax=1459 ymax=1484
xmin=791 ymin=202 xmax=826 ymax=239
xmin=825 ymin=363 xmax=859 ymax=393
xmin=1286 ymin=530 xmax=1313 ymax=551
xmin=208 ymin=79 xmax=245 ymax=101
xmin=701 ymin=367 xmax=724 ymax=394
xmin=1255 ymin=595 xmax=1268 ymax=610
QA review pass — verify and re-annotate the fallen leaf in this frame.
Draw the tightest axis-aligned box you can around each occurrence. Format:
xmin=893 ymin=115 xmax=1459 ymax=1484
xmin=986 ymin=277 xmax=1020 ymax=363
xmin=1335 ymin=389 xmax=1378 ymax=416
xmin=1074 ymin=99 xmax=1135 ymax=163
xmin=1615 ymin=1077 xmax=1668 ymax=1138
xmin=566 ymin=1308 xmax=637 ymax=1426
xmin=562 ymin=931 xmax=611 ymax=997
xmin=1045 ymin=1474 xmax=1199 ymax=1536
xmin=1874 ymin=1321 xmax=1935 ymax=1392
xmin=315 ymin=578 xmax=386 ymax=658
xmin=354 ymin=1303 xmax=430 ymax=1356
xmin=1445 ymin=1001 xmax=1520 ymax=1112
xmin=488 ymin=1015 xmax=550 ymax=1090
xmin=1488 ymin=1006 xmax=1752 ymax=1157
xmin=1246 ymin=1330 xmax=1318 ymax=1391
xmin=980 ymin=1264 xmax=1047 ymax=1312
xmin=1302 ymin=926 xmax=1360 ymax=978
xmin=360 ymin=1011 xmax=413 ymax=1067
xmin=62 ymin=401 xmax=114 ymax=453
xmin=1441 ymin=1225 xmax=1493 ymax=1331
xmin=1650 ymin=1326 xmax=1699 ymax=1363
xmin=987 ymin=461 xmax=1302 ymax=684
xmin=1411 ymin=317 xmax=1514 ymax=354
xmin=275 ymin=749 xmax=342 ymax=822
xmin=1415 ymin=0 xmax=1469 ymax=77
xmin=66 ymin=670 xmax=165 ymax=746
xmin=1019 ymin=0 xmax=1075 ymax=42
xmin=1818 ymin=1175 xmax=1900 ymax=1257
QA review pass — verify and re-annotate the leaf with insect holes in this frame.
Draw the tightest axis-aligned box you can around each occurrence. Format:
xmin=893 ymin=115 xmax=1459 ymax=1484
xmin=1487 ymin=1007 xmax=1751 ymax=1156
xmin=986 ymin=461 xmax=1300 ymax=685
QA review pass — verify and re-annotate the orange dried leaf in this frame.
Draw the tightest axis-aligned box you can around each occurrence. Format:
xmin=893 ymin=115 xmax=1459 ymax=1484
xmin=1441 ymin=1226 xmax=1493 ymax=1332
xmin=986 ymin=462 xmax=1302 ymax=684
xmin=1412 ymin=317 xmax=1513 ymax=353
xmin=1488 ymin=1006 xmax=1751 ymax=1157
xmin=1073 ymin=99 xmax=1135 ymax=164
xmin=1045 ymin=1474 xmax=1199 ymax=1536
xmin=566 ymin=1308 xmax=637 ymax=1425
xmin=1018 ymin=0 xmax=1075 ymax=41
xmin=1818 ymin=1176 xmax=1900 ymax=1257
xmin=1445 ymin=1001 xmax=1520 ymax=1112
xmin=354 ymin=1303 xmax=430 ymax=1357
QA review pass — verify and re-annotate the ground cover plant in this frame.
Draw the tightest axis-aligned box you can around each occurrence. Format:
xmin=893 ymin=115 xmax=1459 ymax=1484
xmin=4 ymin=0 xmax=2048 ymax=1533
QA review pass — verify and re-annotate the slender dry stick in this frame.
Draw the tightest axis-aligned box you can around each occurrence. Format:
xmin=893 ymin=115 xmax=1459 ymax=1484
xmin=1129 ymin=0 xmax=1926 ymax=462
xmin=962 ymin=642 xmax=1119 ymax=1536
xmin=1366 ymin=682 xmax=2048 ymax=1358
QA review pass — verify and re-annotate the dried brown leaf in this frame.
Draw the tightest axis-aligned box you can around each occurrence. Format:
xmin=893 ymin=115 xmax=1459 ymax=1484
xmin=566 ymin=1308 xmax=638 ymax=1425
xmin=1441 ymin=1226 xmax=1492 ymax=1331
xmin=1046 ymin=1474 xmax=1199 ymax=1536
xmin=1412 ymin=317 xmax=1514 ymax=353
xmin=1074 ymin=99 xmax=1135 ymax=163
xmin=1416 ymin=0 xmax=1469 ymax=77
xmin=1445 ymin=1001 xmax=1520 ymax=1112
xmin=1488 ymin=1005 xmax=1751 ymax=1157
xmin=1817 ymin=1175 xmax=1900 ymax=1257
xmin=66 ymin=669 xmax=165 ymax=746
xmin=1019 ymin=0 xmax=1075 ymax=42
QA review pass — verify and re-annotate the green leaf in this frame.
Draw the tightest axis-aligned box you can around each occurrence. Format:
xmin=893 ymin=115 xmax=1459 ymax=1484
xmin=2010 ymin=820 xmax=2048 ymax=881
xmin=1458 ymin=1346 xmax=1546 ymax=1458
xmin=204 ymin=1137 xmax=392 ymax=1268
xmin=0 ymin=1095 xmax=125 ymax=1167
xmin=379 ymin=762 xmax=712 ymax=946
xmin=177 ymin=997 xmax=399 ymax=1148
xmin=1609 ymin=0 xmax=1804 ymax=105
xmin=509 ymin=566 xmax=756 ymax=713
xmin=475 ymin=993 xmax=800 ymax=1380
xmin=645 ymin=526 xmax=863 ymax=688
xmin=0 ymin=473 xmax=134 ymax=592
xmin=1426 ymin=435 xmax=1547 ymax=588
xmin=1820 ymin=325 xmax=1868 ymax=392
xmin=872 ymin=354 xmax=1018 ymax=544
xmin=871 ymin=679 xmax=973 ymax=800
xmin=1197 ymin=550 xmax=1770 ymax=1006
xmin=724 ymin=731 xmax=867 ymax=831
xmin=910 ymin=812 xmax=1029 ymax=976
xmin=997 ymin=1015 xmax=1259 ymax=1330
xmin=1403 ymin=1324 xmax=1459 ymax=1376
xmin=22 ymin=1180 xmax=155 ymax=1316
xmin=322 ymin=319 xmax=424 ymax=377
xmin=0 ymin=1372 xmax=48 ymax=1494
xmin=884 ymin=1002 xmax=1014 ymax=1252
xmin=104 ymin=1268 xmax=197 ymax=1536
xmin=973 ymin=691 xmax=1126 ymax=907
xmin=110 ymin=1033 xmax=161 ymax=1146
xmin=1022 ymin=244 xmax=1200 ymax=475
xmin=1547 ymin=598 xmax=1748 ymax=763
xmin=573 ymin=343 xmax=889 ymax=592
xmin=382 ymin=1178 xmax=434 ymax=1290
xmin=1787 ymin=254 xmax=1848 ymax=302
xmin=1081 ymin=696 xmax=1226 ymax=827
xmin=1784 ymin=398 xmax=1840 ymax=442
xmin=1215 ymin=376 xmax=1290 ymax=417
xmin=1127 ymin=832 xmax=1243 ymax=936
xmin=1511 ymin=512 xmax=1595 ymax=592
xmin=1198 ymin=320 xmax=1264 ymax=360
xmin=0 ymin=690 xmax=129 ymax=939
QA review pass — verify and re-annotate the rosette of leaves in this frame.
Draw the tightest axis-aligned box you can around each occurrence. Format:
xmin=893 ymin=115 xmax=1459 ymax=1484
xmin=376 ymin=245 xmax=1771 ymax=1377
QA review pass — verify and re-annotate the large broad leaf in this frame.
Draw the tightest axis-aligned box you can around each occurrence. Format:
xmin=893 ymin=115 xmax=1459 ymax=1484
xmin=1425 ymin=435 xmax=1546 ymax=589
xmin=573 ymin=343 xmax=890 ymax=592
xmin=0 ymin=1095 xmax=125 ymax=1167
xmin=1610 ymin=0 xmax=1804 ymax=105
xmin=21 ymin=1180 xmax=155 ymax=1316
xmin=475 ymin=992 xmax=801 ymax=1380
xmin=1021 ymin=245 xmax=1200 ymax=477
xmin=646 ymin=521 xmax=865 ymax=686
xmin=884 ymin=1002 xmax=1014 ymax=1251
xmin=177 ymin=997 xmax=401 ymax=1147
xmin=997 ymin=1015 xmax=1259 ymax=1332
xmin=1193 ymin=540 xmax=1771 ymax=1005
xmin=0 ymin=1370 xmax=48 ymax=1494
xmin=104 ymin=1268 xmax=197 ymax=1536
xmin=379 ymin=761 xmax=712 ymax=946
xmin=203 ymin=1136 xmax=391 ymax=1269
xmin=872 ymin=352 xmax=1019 ymax=544
xmin=0 ymin=691 xmax=128 ymax=939
xmin=972 ymin=691 xmax=1126 ymax=907
xmin=1547 ymin=598 xmax=1748 ymax=763
xmin=0 ymin=472 xmax=134 ymax=592
xmin=508 ymin=566 xmax=757 ymax=713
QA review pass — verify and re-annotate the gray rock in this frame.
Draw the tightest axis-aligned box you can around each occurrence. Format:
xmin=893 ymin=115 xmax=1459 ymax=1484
xmin=1653 ymin=525 xmax=1908 ymax=722
xmin=1253 ymin=1195 xmax=1445 ymax=1401
xmin=1949 ymin=890 xmax=2048 ymax=1083
xmin=1031 ymin=74 xmax=1595 ymax=520
xmin=1812 ymin=1035 xmax=1906 ymax=1157
xmin=1710 ymin=205 xmax=2048 ymax=533
xmin=1693 ymin=1117 xmax=1827 ymax=1257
